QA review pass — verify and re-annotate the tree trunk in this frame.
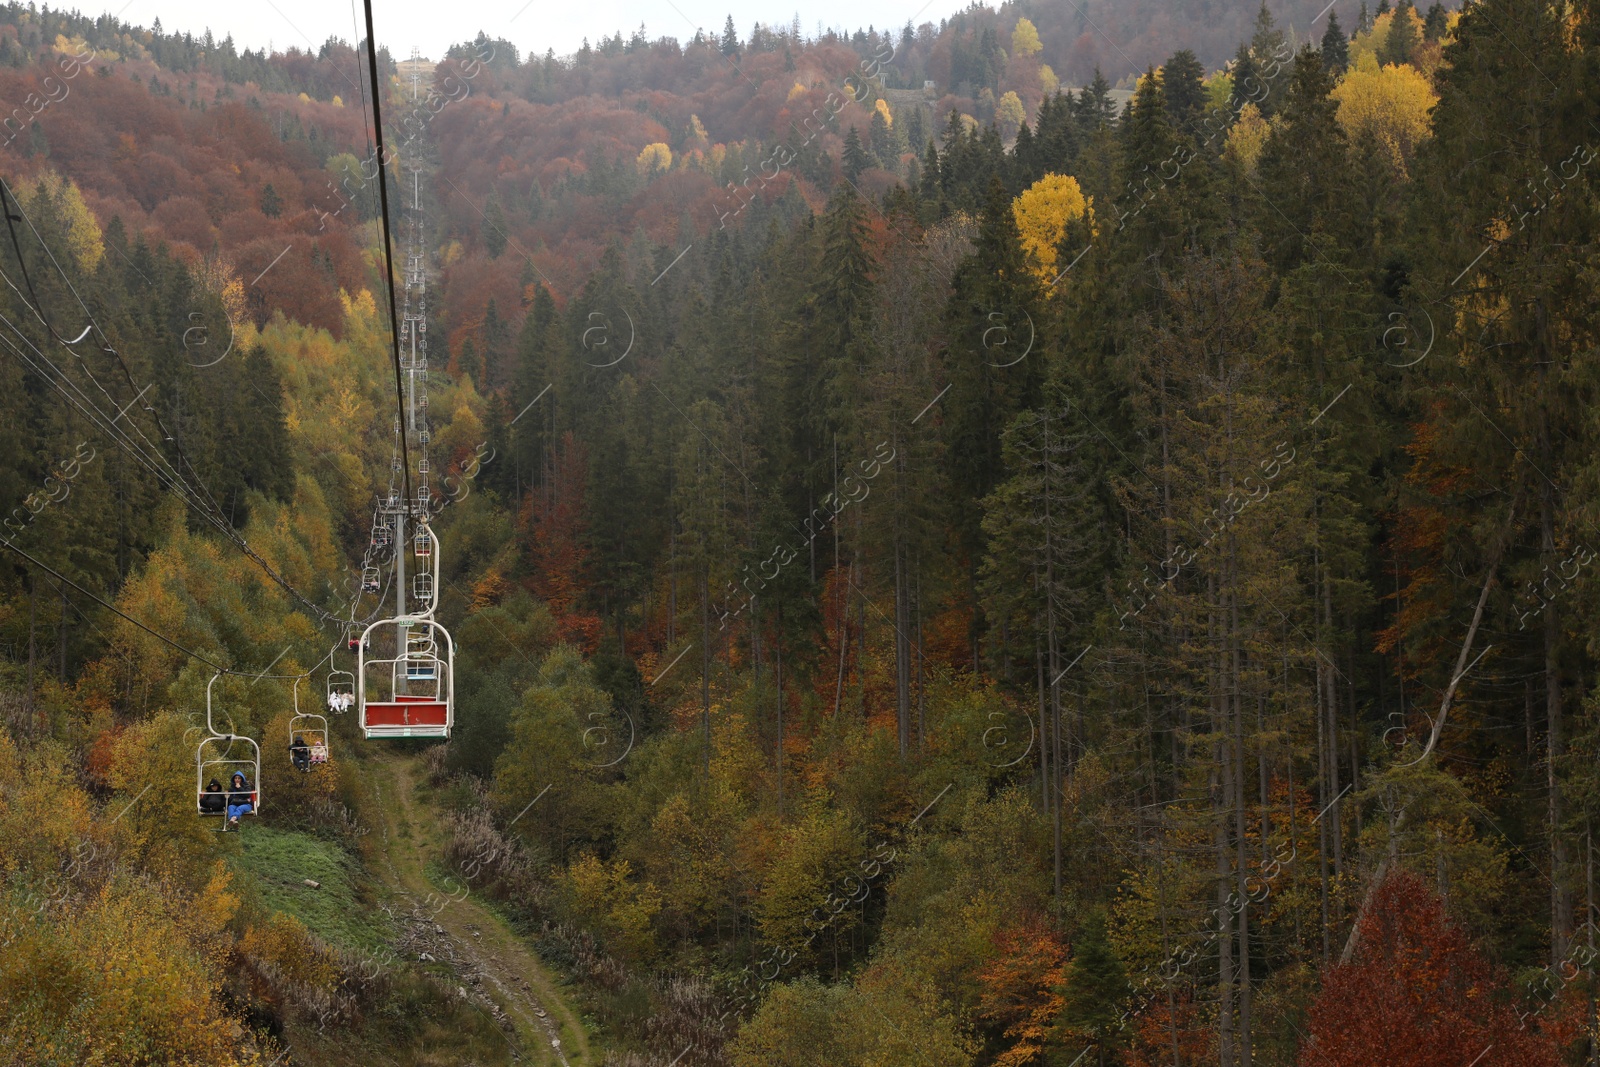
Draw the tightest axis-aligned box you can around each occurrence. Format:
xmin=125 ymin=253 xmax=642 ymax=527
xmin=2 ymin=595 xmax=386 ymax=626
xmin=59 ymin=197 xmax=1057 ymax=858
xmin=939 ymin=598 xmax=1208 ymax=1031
xmin=776 ymin=600 xmax=784 ymax=818
xmin=894 ymin=539 xmax=911 ymax=757
xmin=700 ymin=567 xmax=710 ymax=770
xmin=1542 ymin=388 xmax=1572 ymax=963
xmin=26 ymin=569 xmax=36 ymax=715
xmin=1232 ymin=550 xmax=1252 ymax=1067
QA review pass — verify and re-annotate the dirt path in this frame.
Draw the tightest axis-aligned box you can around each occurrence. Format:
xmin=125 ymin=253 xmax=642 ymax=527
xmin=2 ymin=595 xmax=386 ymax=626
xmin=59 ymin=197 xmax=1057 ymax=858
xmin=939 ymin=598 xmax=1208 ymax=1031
xmin=363 ymin=752 xmax=595 ymax=1067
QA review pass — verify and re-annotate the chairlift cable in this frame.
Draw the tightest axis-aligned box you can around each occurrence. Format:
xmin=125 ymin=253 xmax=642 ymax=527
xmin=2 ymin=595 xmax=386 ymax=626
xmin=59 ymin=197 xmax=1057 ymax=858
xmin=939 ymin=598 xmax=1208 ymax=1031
xmin=0 ymin=537 xmax=328 ymax=680
xmin=358 ymin=0 xmax=416 ymax=522
xmin=0 ymin=193 xmax=352 ymax=632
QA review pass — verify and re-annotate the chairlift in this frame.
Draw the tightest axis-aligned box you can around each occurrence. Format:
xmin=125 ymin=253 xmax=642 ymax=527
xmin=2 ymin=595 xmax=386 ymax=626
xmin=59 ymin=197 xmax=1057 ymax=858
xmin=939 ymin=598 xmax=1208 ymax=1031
xmin=372 ymin=521 xmax=393 ymax=550
xmin=358 ymin=618 xmax=454 ymax=739
xmin=195 ymin=673 xmax=260 ymax=821
xmin=362 ymin=566 xmax=381 ymax=594
xmin=288 ymin=677 xmax=330 ymax=769
xmin=327 ymin=664 xmax=356 ymax=714
xmin=358 ymin=521 xmax=452 ymax=739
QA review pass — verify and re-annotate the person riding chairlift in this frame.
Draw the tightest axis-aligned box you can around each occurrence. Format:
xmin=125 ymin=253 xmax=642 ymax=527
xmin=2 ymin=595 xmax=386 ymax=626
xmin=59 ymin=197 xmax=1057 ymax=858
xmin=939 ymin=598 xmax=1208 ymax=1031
xmin=290 ymin=734 xmax=311 ymax=773
xmin=199 ymin=777 xmax=226 ymax=815
xmin=225 ymin=771 xmax=253 ymax=830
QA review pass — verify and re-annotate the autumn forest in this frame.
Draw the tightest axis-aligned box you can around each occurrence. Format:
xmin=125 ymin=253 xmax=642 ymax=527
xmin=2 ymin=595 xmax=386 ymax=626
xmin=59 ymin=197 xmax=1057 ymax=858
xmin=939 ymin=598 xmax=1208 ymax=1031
xmin=0 ymin=0 xmax=1597 ymax=1064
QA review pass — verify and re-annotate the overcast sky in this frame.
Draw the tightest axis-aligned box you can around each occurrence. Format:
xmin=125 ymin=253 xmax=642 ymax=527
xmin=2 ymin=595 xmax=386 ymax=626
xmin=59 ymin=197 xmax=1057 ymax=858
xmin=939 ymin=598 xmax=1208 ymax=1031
xmin=107 ymin=0 xmax=952 ymax=63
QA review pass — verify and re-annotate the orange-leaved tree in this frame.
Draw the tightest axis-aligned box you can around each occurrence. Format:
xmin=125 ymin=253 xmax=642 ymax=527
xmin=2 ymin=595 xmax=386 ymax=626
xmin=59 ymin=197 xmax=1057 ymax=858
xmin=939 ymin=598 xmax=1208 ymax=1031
xmin=1299 ymin=869 xmax=1561 ymax=1067
xmin=976 ymin=912 xmax=1068 ymax=1066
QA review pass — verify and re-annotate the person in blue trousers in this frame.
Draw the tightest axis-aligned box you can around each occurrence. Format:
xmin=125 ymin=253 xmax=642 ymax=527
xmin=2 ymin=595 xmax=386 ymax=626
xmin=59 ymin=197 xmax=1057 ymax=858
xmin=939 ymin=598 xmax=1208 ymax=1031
xmin=225 ymin=770 xmax=254 ymax=830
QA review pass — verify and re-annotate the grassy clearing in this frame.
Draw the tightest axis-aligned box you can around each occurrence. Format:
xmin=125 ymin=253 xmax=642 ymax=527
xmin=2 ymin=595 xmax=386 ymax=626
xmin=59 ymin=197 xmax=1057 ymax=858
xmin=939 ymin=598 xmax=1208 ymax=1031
xmin=232 ymin=825 xmax=391 ymax=952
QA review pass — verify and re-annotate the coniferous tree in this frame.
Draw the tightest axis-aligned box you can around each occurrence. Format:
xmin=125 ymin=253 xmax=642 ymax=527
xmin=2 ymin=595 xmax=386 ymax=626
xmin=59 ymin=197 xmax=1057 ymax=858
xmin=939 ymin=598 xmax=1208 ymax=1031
xmin=1377 ymin=1 xmax=1419 ymax=65
xmin=868 ymin=108 xmax=894 ymax=169
xmin=1161 ymin=49 xmax=1207 ymax=139
xmin=1321 ymin=10 xmax=1350 ymax=72
xmin=1055 ymin=913 xmax=1132 ymax=1066
xmin=841 ymin=126 xmax=873 ymax=183
xmin=1421 ymin=1 xmax=1447 ymax=39
xmin=483 ymin=192 xmax=508 ymax=258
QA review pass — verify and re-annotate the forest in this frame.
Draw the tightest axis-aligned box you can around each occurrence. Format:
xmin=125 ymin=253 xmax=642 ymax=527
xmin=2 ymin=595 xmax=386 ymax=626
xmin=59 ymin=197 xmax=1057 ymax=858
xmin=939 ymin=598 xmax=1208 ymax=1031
xmin=0 ymin=0 xmax=1597 ymax=1064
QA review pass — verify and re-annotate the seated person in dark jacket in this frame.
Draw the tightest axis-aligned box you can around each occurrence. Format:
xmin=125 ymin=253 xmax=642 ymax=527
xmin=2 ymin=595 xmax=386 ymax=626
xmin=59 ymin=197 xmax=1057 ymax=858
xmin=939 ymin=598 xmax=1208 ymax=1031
xmin=225 ymin=771 xmax=254 ymax=828
xmin=290 ymin=734 xmax=311 ymax=772
xmin=199 ymin=777 xmax=226 ymax=815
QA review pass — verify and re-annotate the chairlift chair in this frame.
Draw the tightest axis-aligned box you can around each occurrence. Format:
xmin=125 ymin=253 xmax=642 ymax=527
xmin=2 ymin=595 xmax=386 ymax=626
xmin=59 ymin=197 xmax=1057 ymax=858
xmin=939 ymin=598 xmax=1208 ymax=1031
xmin=195 ymin=674 xmax=261 ymax=819
xmin=327 ymin=667 xmax=356 ymax=714
xmin=362 ymin=566 xmax=381 ymax=594
xmin=197 ymin=733 xmax=262 ymax=816
xmin=288 ymin=678 xmax=330 ymax=768
xmin=413 ymin=529 xmax=432 ymax=558
xmin=357 ymin=617 xmax=454 ymax=739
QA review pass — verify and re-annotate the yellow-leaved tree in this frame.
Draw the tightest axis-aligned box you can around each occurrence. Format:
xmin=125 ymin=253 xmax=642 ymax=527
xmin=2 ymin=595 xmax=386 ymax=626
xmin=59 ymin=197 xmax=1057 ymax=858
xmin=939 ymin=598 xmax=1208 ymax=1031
xmin=1012 ymin=17 xmax=1043 ymax=57
xmin=637 ymin=142 xmax=673 ymax=175
xmin=31 ymin=172 xmax=103 ymax=273
xmin=1 ymin=879 xmax=264 ymax=1065
xmin=1331 ymin=53 xmax=1438 ymax=177
xmin=1012 ymin=174 xmax=1092 ymax=281
xmin=996 ymin=91 xmax=1027 ymax=139
xmin=1223 ymin=103 xmax=1275 ymax=173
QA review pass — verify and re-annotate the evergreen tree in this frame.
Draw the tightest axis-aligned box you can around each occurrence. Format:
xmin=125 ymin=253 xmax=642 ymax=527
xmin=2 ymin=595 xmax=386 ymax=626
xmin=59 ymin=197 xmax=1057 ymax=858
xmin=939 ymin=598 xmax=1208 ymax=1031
xmin=1071 ymin=70 xmax=1117 ymax=135
xmin=942 ymin=177 xmax=1039 ymax=666
xmin=1321 ymin=10 xmax=1350 ymax=72
xmin=1378 ymin=1 xmax=1419 ymax=65
xmin=1256 ymin=46 xmax=1359 ymax=272
xmin=868 ymin=108 xmax=894 ymax=169
xmin=841 ymin=126 xmax=873 ymax=183
xmin=1054 ymin=913 xmax=1132 ymax=1066
xmin=1422 ymin=1 xmax=1447 ymax=39
xmin=483 ymin=192 xmax=508 ymax=257
xmin=721 ymin=15 xmax=740 ymax=56
xmin=1160 ymin=49 xmax=1207 ymax=139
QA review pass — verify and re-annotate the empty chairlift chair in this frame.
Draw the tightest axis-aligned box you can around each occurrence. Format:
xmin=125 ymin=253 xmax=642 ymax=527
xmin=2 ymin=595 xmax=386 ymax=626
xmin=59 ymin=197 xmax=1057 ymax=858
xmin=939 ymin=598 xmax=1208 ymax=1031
xmin=357 ymin=618 xmax=454 ymax=739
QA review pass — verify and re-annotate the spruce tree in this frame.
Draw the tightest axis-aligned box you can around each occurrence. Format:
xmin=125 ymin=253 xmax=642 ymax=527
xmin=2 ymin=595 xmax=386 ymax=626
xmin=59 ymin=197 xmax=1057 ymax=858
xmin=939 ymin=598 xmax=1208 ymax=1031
xmin=1422 ymin=1 xmax=1447 ymax=39
xmin=1055 ymin=913 xmax=1132 ymax=1066
xmin=868 ymin=108 xmax=894 ymax=168
xmin=1378 ymin=1 xmax=1419 ymax=65
xmin=841 ymin=126 xmax=872 ymax=182
xmin=483 ymin=192 xmax=508 ymax=257
xmin=1160 ymin=49 xmax=1207 ymax=139
xmin=1321 ymin=10 xmax=1350 ymax=72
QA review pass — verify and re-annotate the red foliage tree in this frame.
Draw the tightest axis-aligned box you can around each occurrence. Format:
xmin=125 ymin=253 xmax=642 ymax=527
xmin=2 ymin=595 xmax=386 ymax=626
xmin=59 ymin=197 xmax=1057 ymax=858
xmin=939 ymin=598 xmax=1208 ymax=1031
xmin=1299 ymin=870 xmax=1562 ymax=1067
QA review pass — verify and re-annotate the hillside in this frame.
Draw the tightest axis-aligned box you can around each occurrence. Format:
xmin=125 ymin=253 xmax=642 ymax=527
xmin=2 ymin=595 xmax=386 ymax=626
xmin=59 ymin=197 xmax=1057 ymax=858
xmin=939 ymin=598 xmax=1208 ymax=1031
xmin=2 ymin=0 xmax=1599 ymax=1064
